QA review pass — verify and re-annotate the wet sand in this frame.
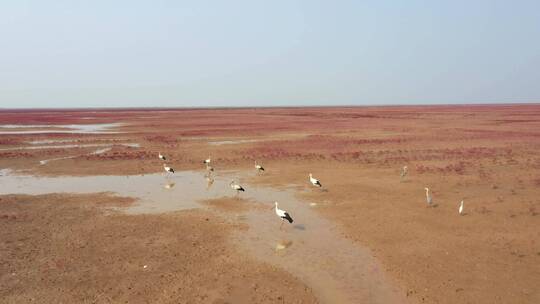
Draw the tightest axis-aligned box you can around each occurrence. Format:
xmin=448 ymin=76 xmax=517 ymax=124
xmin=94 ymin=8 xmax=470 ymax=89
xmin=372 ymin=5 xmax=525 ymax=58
xmin=1 ymin=106 xmax=540 ymax=303
xmin=0 ymin=193 xmax=316 ymax=303
xmin=0 ymin=169 xmax=405 ymax=303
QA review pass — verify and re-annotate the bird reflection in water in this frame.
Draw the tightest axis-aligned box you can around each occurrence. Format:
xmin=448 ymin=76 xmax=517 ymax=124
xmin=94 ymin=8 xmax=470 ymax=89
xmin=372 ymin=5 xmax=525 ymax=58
xmin=164 ymin=182 xmax=175 ymax=189
xmin=205 ymin=174 xmax=214 ymax=190
xmin=275 ymin=240 xmax=293 ymax=252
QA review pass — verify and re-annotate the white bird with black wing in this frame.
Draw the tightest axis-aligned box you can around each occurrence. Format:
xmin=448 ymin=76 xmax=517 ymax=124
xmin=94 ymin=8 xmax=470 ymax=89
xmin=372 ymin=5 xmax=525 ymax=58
xmin=158 ymin=152 xmax=166 ymax=161
xmin=274 ymin=202 xmax=293 ymax=229
xmin=163 ymin=164 xmax=174 ymax=176
xmin=229 ymin=180 xmax=245 ymax=195
xmin=255 ymin=161 xmax=265 ymax=173
xmin=309 ymin=173 xmax=322 ymax=188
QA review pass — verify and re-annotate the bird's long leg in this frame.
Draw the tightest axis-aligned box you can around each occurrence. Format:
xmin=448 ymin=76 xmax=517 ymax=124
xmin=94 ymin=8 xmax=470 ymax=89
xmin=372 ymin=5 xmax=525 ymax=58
xmin=279 ymin=221 xmax=283 ymax=230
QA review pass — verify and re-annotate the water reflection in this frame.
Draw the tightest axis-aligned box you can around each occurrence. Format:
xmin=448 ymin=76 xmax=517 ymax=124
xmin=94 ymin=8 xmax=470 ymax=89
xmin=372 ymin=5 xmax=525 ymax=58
xmin=205 ymin=175 xmax=215 ymax=190
xmin=164 ymin=182 xmax=175 ymax=190
xmin=275 ymin=240 xmax=293 ymax=251
xmin=207 ymin=139 xmax=263 ymax=145
xmin=0 ymin=123 xmax=124 ymax=134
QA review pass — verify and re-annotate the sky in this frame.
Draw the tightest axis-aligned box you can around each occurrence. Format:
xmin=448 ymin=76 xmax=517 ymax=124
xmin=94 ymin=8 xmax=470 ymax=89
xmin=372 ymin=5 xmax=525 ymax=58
xmin=1 ymin=0 xmax=539 ymax=108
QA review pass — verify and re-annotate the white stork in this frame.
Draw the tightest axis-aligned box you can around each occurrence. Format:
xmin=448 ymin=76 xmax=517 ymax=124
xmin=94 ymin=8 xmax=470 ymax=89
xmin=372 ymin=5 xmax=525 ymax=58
xmin=400 ymin=166 xmax=408 ymax=181
xmin=459 ymin=200 xmax=464 ymax=215
xmin=424 ymin=187 xmax=433 ymax=206
xmin=163 ymin=164 xmax=174 ymax=176
xmin=309 ymin=173 xmax=322 ymax=188
xmin=203 ymin=156 xmax=211 ymax=164
xmin=230 ymin=180 xmax=245 ymax=195
xmin=273 ymin=202 xmax=293 ymax=229
xmin=255 ymin=161 xmax=265 ymax=173
xmin=158 ymin=152 xmax=166 ymax=161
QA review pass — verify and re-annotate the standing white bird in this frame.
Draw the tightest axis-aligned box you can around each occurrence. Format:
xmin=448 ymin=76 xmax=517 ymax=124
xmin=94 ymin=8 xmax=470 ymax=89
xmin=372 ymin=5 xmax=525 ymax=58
xmin=400 ymin=166 xmax=408 ymax=181
xmin=163 ymin=164 xmax=174 ymax=176
xmin=206 ymin=163 xmax=214 ymax=172
xmin=255 ymin=161 xmax=265 ymax=173
xmin=424 ymin=187 xmax=433 ymax=206
xmin=229 ymin=180 xmax=245 ymax=195
xmin=158 ymin=152 xmax=166 ymax=161
xmin=309 ymin=173 xmax=322 ymax=188
xmin=274 ymin=202 xmax=293 ymax=229
xmin=203 ymin=156 xmax=211 ymax=164
xmin=459 ymin=200 xmax=464 ymax=215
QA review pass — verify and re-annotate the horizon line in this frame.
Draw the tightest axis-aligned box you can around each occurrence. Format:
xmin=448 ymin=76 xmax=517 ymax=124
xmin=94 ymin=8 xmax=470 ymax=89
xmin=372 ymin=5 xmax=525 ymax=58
xmin=1 ymin=102 xmax=540 ymax=111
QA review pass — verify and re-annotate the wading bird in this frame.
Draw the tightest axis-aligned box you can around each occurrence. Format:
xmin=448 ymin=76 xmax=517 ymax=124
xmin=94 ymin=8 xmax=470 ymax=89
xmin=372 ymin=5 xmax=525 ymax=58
xmin=424 ymin=187 xmax=433 ymax=206
xmin=158 ymin=152 xmax=166 ymax=161
xmin=273 ymin=201 xmax=293 ymax=230
xmin=459 ymin=200 xmax=464 ymax=215
xmin=400 ymin=166 xmax=408 ymax=181
xmin=163 ymin=164 xmax=174 ymax=176
xmin=230 ymin=180 xmax=245 ymax=195
xmin=206 ymin=163 xmax=214 ymax=172
xmin=309 ymin=173 xmax=322 ymax=188
xmin=203 ymin=157 xmax=211 ymax=164
xmin=255 ymin=161 xmax=265 ymax=173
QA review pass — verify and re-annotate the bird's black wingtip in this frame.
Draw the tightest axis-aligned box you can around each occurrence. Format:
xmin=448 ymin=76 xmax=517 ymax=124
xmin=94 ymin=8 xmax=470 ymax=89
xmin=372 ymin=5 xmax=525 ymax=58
xmin=284 ymin=213 xmax=293 ymax=223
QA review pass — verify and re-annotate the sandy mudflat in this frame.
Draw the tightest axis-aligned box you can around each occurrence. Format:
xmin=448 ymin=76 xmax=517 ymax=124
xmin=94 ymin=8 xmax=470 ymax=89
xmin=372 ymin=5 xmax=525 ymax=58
xmin=1 ymin=105 xmax=539 ymax=303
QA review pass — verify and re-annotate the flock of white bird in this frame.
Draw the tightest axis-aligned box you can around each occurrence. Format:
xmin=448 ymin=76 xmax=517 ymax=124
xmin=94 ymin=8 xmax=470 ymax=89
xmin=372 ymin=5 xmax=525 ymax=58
xmin=157 ymin=152 xmax=331 ymax=229
xmin=158 ymin=154 xmax=465 ymax=230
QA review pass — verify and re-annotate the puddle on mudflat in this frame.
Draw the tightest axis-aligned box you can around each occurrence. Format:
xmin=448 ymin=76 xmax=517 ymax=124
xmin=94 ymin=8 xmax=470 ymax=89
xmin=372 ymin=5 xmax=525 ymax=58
xmin=0 ymin=143 xmax=139 ymax=151
xmin=0 ymin=170 xmax=213 ymax=214
xmin=0 ymin=123 xmax=123 ymax=134
xmin=27 ymin=139 xmax=129 ymax=145
xmin=35 ymin=143 xmax=140 ymax=165
xmin=39 ymin=156 xmax=77 ymax=165
xmin=0 ymin=169 xmax=405 ymax=303
xmin=28 ymin=139 xmax=80 ymax=145
xmin=229 ymin=190 xmax=405 ymax=304
xmin=207 ymin=139 xmax=264 ymax=145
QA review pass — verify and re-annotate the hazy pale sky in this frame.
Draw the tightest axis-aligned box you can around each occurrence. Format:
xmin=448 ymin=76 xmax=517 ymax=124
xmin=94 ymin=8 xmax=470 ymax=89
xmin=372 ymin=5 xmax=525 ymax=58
xmin=1 ymin=0 xmax=539 ymax=108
